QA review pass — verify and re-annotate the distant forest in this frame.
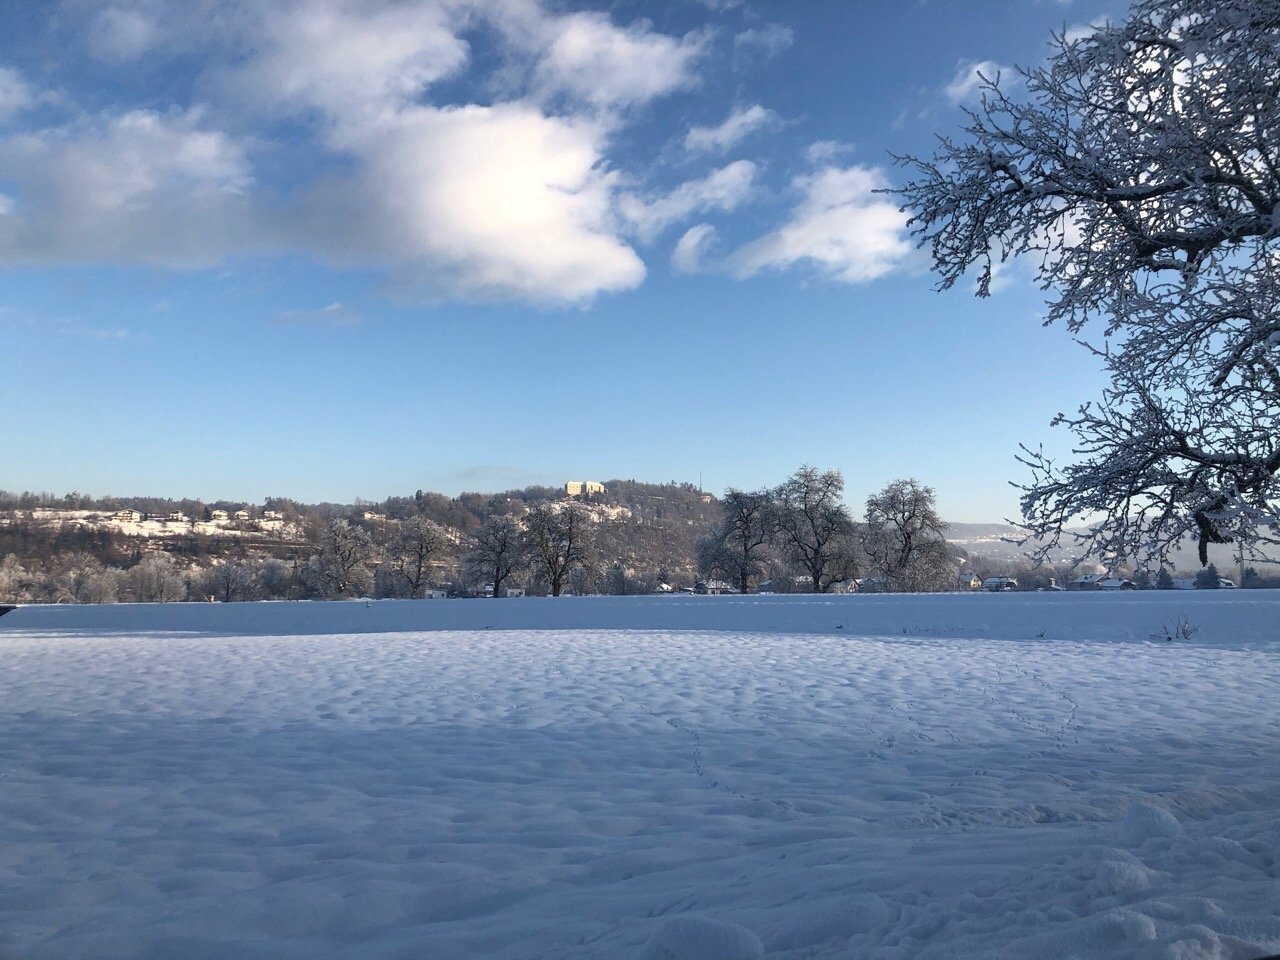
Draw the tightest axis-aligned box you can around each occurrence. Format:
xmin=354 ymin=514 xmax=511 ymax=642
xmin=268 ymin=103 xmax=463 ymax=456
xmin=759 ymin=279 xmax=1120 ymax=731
xmin=0 ymin=479 xmax=721 ymax=603
xmin=2 ymin=473 xmax=1276 ymax=604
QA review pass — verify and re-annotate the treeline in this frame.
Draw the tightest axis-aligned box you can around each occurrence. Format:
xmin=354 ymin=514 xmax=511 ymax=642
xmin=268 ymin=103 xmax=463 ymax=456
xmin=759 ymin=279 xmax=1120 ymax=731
xmin=0 ymin=469 xmax=970 ymax=602
xmin=0 ymin=479 xmax=720 ymax=603
xmin=696 ymin=468 xmax=961 ymax=594
xmin=4 ymin=471 xmax=1272 ymax=604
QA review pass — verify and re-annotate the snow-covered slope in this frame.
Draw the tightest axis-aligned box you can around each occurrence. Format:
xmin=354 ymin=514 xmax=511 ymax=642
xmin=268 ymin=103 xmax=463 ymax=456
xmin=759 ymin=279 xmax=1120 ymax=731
xmin=1 ymin=596 xmax=1276 ymax=959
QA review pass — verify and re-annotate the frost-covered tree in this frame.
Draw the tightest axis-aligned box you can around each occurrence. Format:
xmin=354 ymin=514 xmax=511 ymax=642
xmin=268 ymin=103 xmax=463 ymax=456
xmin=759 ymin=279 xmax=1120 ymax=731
xmin=1194 ymin=563 xmax=1223 ymax=589
xmin=705 ymin=488 xmax=777 ymax=594
xmin=896 ymin=0 xmax=1280 ymax=567
xmin=126 ymin=553 xmax=185 ymax=603
xmin=387 ymin=515 xmax=449 ymax=598
xmin=203 ymin=560 xmax=256 ymax=602
xmin=695 ymin=535 xmax=736 ymax=585
xmin=523 ymin=503 xmax=592 ymax=597
xmin=0 ymin=554 xmax=30 ymax=601
xmin=256 ymin=558 xmax=295 ymax=600
xmin=864 ymin=479 xmax=955 ymax=591
xmin=315 ymin=519 xmax=374 ymax=598
xmin=465 ymin=514 xmax=525 ymax=598
xmin=774 ymin=466 xmax=859 ymax=593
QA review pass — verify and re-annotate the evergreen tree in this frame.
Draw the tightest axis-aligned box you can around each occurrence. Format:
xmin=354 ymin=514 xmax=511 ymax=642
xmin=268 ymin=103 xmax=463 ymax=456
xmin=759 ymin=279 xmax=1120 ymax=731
xmin=1193 ymin=564 xmax=1222 ymax=590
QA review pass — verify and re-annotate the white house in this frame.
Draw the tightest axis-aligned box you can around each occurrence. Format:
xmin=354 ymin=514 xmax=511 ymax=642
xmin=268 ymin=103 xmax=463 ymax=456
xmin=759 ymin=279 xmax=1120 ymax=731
xmin=982 ymin=576 xmax=1018 ymax=592
xmin=695 ymin=579 xmax=733 ymax=595
xmin=210 ymin=509 xmax=230 ymax=522
xmin=1173 ymin=576 xmax=1236 ymax=589
xmin=112 ymin=509 xmax=143 ymax=523
xmin=1098 ymin=577 xmax=1137 ymax=590
xmin=1068 ymin=573 xmax=1108 ymax=590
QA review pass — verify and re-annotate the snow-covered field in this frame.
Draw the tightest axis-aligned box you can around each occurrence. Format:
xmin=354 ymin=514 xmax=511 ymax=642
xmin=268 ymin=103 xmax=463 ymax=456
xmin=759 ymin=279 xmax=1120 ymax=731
xmin=1 ymin=594 xmax=1277 ymax=959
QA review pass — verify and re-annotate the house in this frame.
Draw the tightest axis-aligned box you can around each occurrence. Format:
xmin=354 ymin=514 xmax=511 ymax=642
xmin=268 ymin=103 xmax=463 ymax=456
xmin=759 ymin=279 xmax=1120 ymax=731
xmin=565 ymin=480 xmax=606 ymax=498
xmin=210 ymin=510 xmax=230 ymax=522
xmin=982 ymin=576 xmax=1018 ymax=592
xmin=857 ymin=577 xmax=891 ymax=593
xmin=112 ymin=509 xmax=143 ymax=523
xmin=166 ymin=512 xmax=189 ymax=523
xmin=1096 ymin=577 xmax=1136 ymax=590
xmin=1068 ymin=574 xmax=1107 ymax=591
xmin=233 ymin=510 xmax=251 ymax=521
xmin=958 ymin=573 xmax=983 ymax=591
xmin=1173 ymin=576 xmax=1236 ymax=589
xmin=262 ymin=510 xmax=284 ymax=520
xmin=695 ymin=579 xmax=733 ymax=595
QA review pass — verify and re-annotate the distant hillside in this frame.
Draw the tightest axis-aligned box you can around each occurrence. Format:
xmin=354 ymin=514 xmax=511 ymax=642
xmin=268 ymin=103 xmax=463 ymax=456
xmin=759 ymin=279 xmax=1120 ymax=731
xmin=2 ymin=484 xmax=1274 ymax=604
xmin=0 ymin=480 xmax=724 ymax=598
xmin=945 ymin=522 xmax=1076 ymax=565
xmin=946 ymin=521 xmax=1279 ymax=577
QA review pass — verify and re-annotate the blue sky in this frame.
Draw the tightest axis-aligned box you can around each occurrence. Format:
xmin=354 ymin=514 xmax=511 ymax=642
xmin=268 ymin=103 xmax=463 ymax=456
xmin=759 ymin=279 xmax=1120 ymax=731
xmin=0 ymin=0 xmax=1115 ymax=521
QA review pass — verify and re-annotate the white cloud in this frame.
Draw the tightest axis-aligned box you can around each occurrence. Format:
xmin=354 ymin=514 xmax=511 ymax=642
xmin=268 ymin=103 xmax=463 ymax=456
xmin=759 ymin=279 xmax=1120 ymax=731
xmin=0 ymin=0 xmax=721 ymax=303
xmin=228 ymin=0 xmax=677 ymax=300
xmin=530 ymin=11 xmax=706 ymax=110
xmin=684 ymin=104 xmax=776 ymax=154
xmin=232 ymin=0 xmax=470 ymax=117
xmin=944 ymin=59 xmax=1005 ymax=104
xmin=619 ymin=160 xmax=757 ymax=242
xmin=324 ymin=103 xmax=644 ymax=302
xmin=805 ymin=140 xmax=854 ymax=164
xmin=53 ymin=109 xmax=252 ymax=210
xmin=733 ymin=23 xmax=794 ymax=58
xmin=671 ymin=223 xmax=716 ymax=274
xmin=88 ymin=7 xmax=160 ymax=61
xmin=0 ymin=67 xmax=34 ymax=123
xmin=731 ymin=165 xmax=910 ymax=284
xmin=1064 ymin=17 xmax=1111 ymax=43
xmin=0 ymin=108 xmax=256 ymax=264
xmin=276 ymin=301 xmax=362 ymax=326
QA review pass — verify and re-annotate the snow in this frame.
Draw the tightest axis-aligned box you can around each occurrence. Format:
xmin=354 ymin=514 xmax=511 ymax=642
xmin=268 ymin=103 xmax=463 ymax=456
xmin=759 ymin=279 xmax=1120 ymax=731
xmin=0 ymin=508 xmax=302 ymax=542
xmin=1119 ymin=802 xmax=1185 ymax=847
xmin=640 ymin=916 xmax=764 ymax=960
xmin=1 ymin=594 xmax=1277 ymax=959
